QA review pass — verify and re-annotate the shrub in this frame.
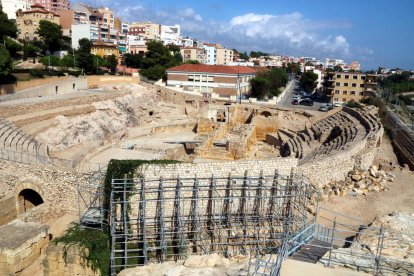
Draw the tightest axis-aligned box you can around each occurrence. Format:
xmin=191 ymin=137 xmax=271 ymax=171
xmin=30 ymin=69 xmax=44 ymax=78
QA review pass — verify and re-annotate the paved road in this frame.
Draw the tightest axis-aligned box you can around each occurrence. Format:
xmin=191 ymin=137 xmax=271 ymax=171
xmin=277 ymin=79 xmax=326 ymax=112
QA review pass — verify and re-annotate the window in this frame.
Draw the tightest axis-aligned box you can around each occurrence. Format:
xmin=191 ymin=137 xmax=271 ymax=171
xmin=342 ymin=98 xmax=346 ymax=102
xmin=334 ymin=97 xmax=339 ymax=101
xmin=336 ymin=82 xmax=340 ymax=86
xmin=361 ymin=76 xmax=366 ymax=80
xmin=343 ymin=91 xmax=348 ymax=95
xmin=352 ymin=83 xmax=357 ymax=87
xmin=335 ymin=90 xmax=340 ymax=94
xmin=336 ymin=74 xmax=341 ymax=78
xmin=359 ymin=92 xmax=364 ymax=96
xmin=353 ymin=75 xmax=358 ymax=80
xmin=345 ymin=75 xmax=349 ymax=79
xmin=351 ymin=91 xmax=356 ymax=95
xmin=360 ymin=84 xmax=364 ymax=88
xmin=344 ymin=83 xmax=349 ymax=87
xmin=188 ymin=75 xmax=194 ymax=81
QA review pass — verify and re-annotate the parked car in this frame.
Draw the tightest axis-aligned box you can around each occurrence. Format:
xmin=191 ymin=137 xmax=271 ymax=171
xmin=319 ymin=105 xmax=328 ymax=112
xmin=292 ymin=99 xmax=299 ymax=105
xmin=334 ymin=102 xmax=342 ymax=107
xmin=326 ymin=103 xmax=334 ymax=110
xmin=300 ymin=98 xmax=314 ymax=106
xmin=292 ymin=94 xmax=302 ymax=101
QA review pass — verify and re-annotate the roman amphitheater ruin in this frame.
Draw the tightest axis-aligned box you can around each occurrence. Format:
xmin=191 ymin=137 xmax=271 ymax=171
xmin=0 ymin=76 xmax=413 ymax=275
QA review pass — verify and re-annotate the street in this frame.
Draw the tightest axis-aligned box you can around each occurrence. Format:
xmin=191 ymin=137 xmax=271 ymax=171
xmin=277 ymin=79 xmax=326 ymax=111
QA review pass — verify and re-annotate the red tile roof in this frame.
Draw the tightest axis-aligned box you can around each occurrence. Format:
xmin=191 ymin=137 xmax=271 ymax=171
xmin=167 ymin=64 xmax=257 ymax=75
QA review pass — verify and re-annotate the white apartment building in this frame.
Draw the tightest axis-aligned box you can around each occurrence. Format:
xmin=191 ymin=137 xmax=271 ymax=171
xmin=181 ymin=37 xmax=194 ymax=47
xmin=71 ymin=24 xmax=97 ymax=49
xmin=160 ymin=24 xmax=180 ymax=45
xmin=325 ymin=58 xmax=345 ymax=69
xmin=1 ymin=0 xmax=28 ymax=19
xmin=203 ymin=45 xmax=216 ymax=65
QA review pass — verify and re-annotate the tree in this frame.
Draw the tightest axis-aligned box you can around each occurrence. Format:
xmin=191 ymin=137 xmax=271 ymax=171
xmin=61 ymin=54 xmax=76 ymax=69
xmin=286 ymin=62 xmax=301 ymax=75
xmin=333 ymin=65 xmax=343 ymax=72
xmin=37 ymin=20 xmax=63 ymax=52
xmin=250 ymin=68 xmax=289 ymax=99
xmin=104 ymin=55 xmax=118 ymax=74
xmin=300 ymin=71 xmax=318 ymax=92
xmin=124 ymin=53 xmax=142 ymax=68
xmin=23 ymin=43 xmax=40 ymax=59
xmin=140 ymin=64 xmax=165 ymax=81
xmin=0 ymin=6 xmax=17 ymax=42
xmin=5 ymin=37 xmax=22 ymax=57
xmin=250 ymin=77 xmax=269 ymax=99
xmin=140 ymin=40 xmax=181 ymax=80
xmin=184 ymin=60 xmax=200 ymax=64
xmin=76 ymin=38 xmax=93 ymax=73
xmin=39 ymin=55 xmax=60 ymax=67
xmin=167 ymin=44 xmax=180 ymax=53
xmin=0 ymin=44 xmax=13 ymax=83
xmin=239 ymin=51 xmax=249 ymax=61
xmin=250 ymin=51 xmax=269 ymax=58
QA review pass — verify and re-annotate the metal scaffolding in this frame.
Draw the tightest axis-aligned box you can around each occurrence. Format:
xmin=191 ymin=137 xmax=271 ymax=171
xmin=109 ymin=170 xmax=314 ymax=275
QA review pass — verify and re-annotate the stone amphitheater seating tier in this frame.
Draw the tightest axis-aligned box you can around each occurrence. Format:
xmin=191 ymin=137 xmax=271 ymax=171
xmin=280 ymin=107 xmax=380 ymax=161
xmin=0 ymin=119 xmax=50 ymax=162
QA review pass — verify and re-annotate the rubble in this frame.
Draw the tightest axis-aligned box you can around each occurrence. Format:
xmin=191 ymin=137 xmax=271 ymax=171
xmin=319 ymin=165 xmax=395 ymax=201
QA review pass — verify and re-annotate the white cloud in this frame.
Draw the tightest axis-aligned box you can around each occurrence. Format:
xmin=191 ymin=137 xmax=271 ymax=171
xmin=100 ymin=3 xmax=369 ymax=61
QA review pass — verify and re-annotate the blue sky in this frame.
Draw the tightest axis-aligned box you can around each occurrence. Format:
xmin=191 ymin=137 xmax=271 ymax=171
xmin=86 ymin=0 xmax=414 ymax=70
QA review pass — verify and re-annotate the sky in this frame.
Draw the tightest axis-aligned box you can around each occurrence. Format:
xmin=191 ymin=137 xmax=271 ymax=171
xmin=84 ymin=0 xmax=414 ymax=70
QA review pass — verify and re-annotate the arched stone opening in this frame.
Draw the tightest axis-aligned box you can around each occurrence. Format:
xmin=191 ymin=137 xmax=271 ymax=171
xmin=260 ymin=111 xmax=272 ymax=118
xmin=17 ymin=189 xmax=44 ymax=214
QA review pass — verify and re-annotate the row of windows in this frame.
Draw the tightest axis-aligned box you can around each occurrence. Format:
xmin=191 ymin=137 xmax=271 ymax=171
xmin=334 ymin=90 xmax=364 ymax=96
xmin=336 ymin=82 xmax=365 ymax=88
xmin=188 ymin=75 xmax=214 ymax=82
xmin=337 ymin=74 xmax=366 ymax=80
xmin=334 ymin=98 xmax=357 ymax=102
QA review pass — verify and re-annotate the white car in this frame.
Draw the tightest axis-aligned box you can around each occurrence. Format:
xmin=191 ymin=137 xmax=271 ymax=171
xmin=334 ymin=102 xmax=342 ymax=107
xmin=292 ymin=94 xmax=302 ymax=101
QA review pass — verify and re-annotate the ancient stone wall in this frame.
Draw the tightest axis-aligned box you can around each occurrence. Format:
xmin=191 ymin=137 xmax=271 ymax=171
xmin=0 ymin=197 xmax=16 ymax=226
xmin=136 ymin=158 xmax=299 ymax=179
xmin=43 ymin=244 xmax=98 ymax=276
xmin=0 ymin=160 xmax=92 ymax=217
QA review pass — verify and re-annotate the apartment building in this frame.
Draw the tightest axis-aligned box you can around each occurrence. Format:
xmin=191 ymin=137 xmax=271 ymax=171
xmin=128 ymin=22 xmax=160 ymax=40
xmin=167 ymin=64 xmax=256 ymax=97
xmin=203 ymin=44 xmax=216 ymax=65
xmin=27 ymin=0 xmax=69 ymax=13
xmin=216 ymin=46 xmax=234 ymax=65
xmin=161 ymin=24 xmax=180 ymax=45
xmin=325 ymin=71 xmax=378 ymax=104
xmin=16 ymin=4 xmax=60 ymax=40
xmin=69 ymin=4 xmax=126 ymax=53
xmin=180 ymin=47 xmax=205 ymax=64
xmin=0 ymin=0 xmax=28 ymax=20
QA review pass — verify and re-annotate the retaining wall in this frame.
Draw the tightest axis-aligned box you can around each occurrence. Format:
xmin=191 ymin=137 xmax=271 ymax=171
xmin=0 ymin=76 xmax=72 ymax=95
xmin=86 ymin=75 xmax=139 ymax=88
xmin=0 ymin=78 xmax=87 ymax=102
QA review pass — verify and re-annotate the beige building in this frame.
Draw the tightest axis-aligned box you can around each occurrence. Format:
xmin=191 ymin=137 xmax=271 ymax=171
xmin=16 ymin=4 xmax=60 ymax=40
xmin=167 ymin=64 xmax=256 ymax=97
xmin=128 ymin=22 xmax=161 ymax=40
xmin=216 ymin=45 xmax=234 ymax=65
xmin=180 ymin=47 xmax=205 ymax=64
xmin=326 ymin=72 xmax=378 ymax=104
